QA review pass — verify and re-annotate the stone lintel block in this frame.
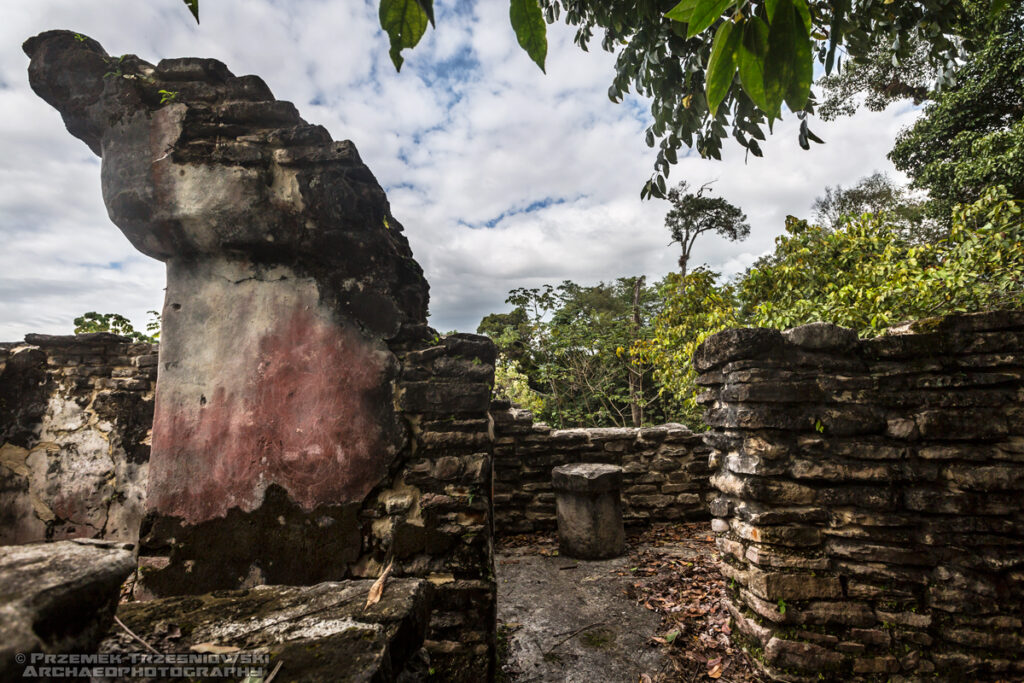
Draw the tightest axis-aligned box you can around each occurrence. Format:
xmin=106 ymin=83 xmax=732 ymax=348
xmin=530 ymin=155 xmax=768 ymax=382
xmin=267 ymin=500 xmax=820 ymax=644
xmin=726 ymin=452 xmax=788 ymax=477
xmin=400 ymin=381 xmax=491 ymax=416
xmin=852 ymin=655 xmax=900 ymax=674
xmin=551 ymin=463 xmax=623 ymax=494
xmin=794 ymin=601 xmax=877 ymax=627
xmin=846 ymin=627 xmax=892 ymax=648
xmin=733 ymin=501 xmax=829 ymax=526
xmin=941 ymin=463 xmax=1024 ymax=490
xmin=1 ymin=540 xmax=136 ymax=680
xmin=441 ymin=333 xmax=496 ymax=364
xmin=825 ymin=539 xmax=933 ymax=566
xmin=789 ymin=457 xmax=893 ymax=482
xmin=105 ymin=579 xmax=433 ymax=682
xmin=693 ymin=327 xmax=785 ymax=373
xmin=917 ymin=408 xmax=1010 ymax=440
xmin=782 ymin=322 xmax=858 ymax=351
xmin=728 ymin=562 xmax=842 ymax=602
xmin=711 ymin=471 xmax=818 ymax=505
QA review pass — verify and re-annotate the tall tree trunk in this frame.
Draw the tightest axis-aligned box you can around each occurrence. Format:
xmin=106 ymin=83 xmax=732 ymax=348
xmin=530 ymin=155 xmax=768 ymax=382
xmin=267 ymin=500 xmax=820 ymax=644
xmin=628 ymin=275 xmax=645 ymax=427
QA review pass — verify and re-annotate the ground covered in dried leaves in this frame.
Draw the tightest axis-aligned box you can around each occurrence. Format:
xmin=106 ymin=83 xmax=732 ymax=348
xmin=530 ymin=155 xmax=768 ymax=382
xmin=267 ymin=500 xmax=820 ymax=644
xmin=496 ymin=522 xmax=764 ymax=683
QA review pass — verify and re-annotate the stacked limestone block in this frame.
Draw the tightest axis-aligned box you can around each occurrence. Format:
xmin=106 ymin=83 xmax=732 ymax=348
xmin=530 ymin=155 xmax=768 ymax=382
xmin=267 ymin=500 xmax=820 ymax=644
xmin=695 ymin=313 xmax=1024 ymax=682
xmin=0 ymin=333 xmax=156 ymax=545
xmin=492 ymin=402 xmax=712 ymax=534
xmin=385 ymin=331 xmax=497 ymax=681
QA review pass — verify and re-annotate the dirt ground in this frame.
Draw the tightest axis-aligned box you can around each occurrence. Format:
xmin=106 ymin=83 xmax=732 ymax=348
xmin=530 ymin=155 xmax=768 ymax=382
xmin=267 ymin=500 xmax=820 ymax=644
xmin=495 ymin=523 xmax=763 ymax=683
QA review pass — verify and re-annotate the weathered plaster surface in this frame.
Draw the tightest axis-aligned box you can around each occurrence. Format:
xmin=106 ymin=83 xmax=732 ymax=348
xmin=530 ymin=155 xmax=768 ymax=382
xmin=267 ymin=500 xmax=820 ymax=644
xmin=149 ymin=259 xmax=402 ymax=523
xmin=0 ymin=335 xmax=154 ymax=545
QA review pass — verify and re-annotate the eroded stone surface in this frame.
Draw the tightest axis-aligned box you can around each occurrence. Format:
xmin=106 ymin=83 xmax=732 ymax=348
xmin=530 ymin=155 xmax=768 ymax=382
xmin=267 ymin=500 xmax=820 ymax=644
xmin=98 ymin=578 xmax=433 ymax=682
xmin=1 ymin=539 xmax=135 ymax=680
xmin=0 ymin=334 xmax=154 ymax=545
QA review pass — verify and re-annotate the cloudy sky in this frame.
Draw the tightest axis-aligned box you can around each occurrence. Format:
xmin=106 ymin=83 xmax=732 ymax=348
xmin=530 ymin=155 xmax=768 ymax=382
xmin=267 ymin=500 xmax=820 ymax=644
xmin=0 ymin=0 xmax=921 ymax=340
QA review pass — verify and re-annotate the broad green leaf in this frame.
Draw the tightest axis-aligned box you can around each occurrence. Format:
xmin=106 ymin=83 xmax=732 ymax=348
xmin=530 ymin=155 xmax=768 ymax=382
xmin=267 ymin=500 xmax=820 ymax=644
xmin=379 ymin=0 xmax=430 ymax=71
xmin=824 ymin=0 xmax=847 ymax=75
xmin=793 ymin=0 xmax=811 ymax=32
xmin=665 ymin=0 xmax=700 ymax=23
xmin=687 ymin=0 xmax=736 ymax=38
xmin=763 ymin=0 xmax=797 ymax=116
xmin=414 ymin=0 xmax=435 ymax=26
xmin=182 ymin=0 xmax=199 ymax=23
xmin=510 ymin=0 xmax=548 ymax=72
xmin=990 ymin=0 xmax=1010 ymax=17
xmin=784 ymin=2 xmax=813 ymax=111
xmin=705 ymin=21 xmax=740 ymax=117
xmin=738 ymin=17 xmax=770 ymax=113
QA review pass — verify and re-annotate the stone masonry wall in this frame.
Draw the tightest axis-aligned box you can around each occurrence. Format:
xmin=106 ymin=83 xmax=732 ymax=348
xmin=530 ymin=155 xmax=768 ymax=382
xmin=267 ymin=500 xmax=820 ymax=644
xmin=695 ymin=312 xmax=1024 ymax=682
xmin=0 ymin=329 xmax=496 ymax=682
xmin=492 ymin=401 xmax=712 ymax=534
xmin=384 ymin=330 xmax=496 ymax=681
xmin=0 ymin=333 xmax=155 ymax=545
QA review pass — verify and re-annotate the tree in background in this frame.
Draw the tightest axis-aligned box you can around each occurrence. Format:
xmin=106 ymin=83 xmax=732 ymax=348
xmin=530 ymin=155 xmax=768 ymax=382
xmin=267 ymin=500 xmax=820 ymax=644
xmin=811 ymin=171 xmax=936 ymax=242
xmin=73 ymin=311 xmax=160 ymax=342
xmin=889 ymin=6 xmax=1024 ymax=225
xmin=477 ymin=306 xmax=535 ymax=375
xmin=815 ymin=40 xmax=934 ymax=120
xmin=741 ymin=187 xmax=1024 ymax=333
xmin=665 ymin=181 xmax=750 ymax=276
xmin=479 ymin=278 xmax=676 ymax=428
xmin=631 ymin=267 xmax=738 ymax=428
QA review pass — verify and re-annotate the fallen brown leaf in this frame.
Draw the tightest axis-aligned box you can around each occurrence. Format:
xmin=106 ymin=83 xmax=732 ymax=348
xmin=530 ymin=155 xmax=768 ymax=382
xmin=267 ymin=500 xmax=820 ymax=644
xmin=190 ymin=643 xmax=240 ymax=655
xmin=365 ymin=559 xmax=394 ymax=609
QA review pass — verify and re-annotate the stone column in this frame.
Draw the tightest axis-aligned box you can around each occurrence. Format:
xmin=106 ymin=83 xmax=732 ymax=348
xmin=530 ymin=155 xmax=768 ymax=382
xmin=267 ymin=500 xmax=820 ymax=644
xmin=24 ymin=30 xmax=428 ymax=593
xmin=552 ymin=463 xmax=626 ymax=560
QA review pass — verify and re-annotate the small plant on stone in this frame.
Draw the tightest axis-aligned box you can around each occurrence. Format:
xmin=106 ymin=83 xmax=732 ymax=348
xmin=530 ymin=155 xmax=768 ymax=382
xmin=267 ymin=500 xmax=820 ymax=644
xmin=777 ymin=599 xmax=787 ymax=615
xmin=158 ymin=89 xmax=178 ymax=104
xmin=103 ymin=55 xmax=128 ymax=79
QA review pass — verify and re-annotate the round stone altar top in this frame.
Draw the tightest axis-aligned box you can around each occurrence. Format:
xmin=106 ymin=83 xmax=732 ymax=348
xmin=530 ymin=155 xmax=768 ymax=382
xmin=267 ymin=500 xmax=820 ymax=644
xmin=551 ymin=463 xmax=623 ymax=493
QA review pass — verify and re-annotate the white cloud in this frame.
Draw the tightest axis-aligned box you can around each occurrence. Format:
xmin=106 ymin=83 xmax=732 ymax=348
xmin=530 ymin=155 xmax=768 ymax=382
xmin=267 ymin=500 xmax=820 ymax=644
xmin=0 ymin=0 xmax=921 ymax=340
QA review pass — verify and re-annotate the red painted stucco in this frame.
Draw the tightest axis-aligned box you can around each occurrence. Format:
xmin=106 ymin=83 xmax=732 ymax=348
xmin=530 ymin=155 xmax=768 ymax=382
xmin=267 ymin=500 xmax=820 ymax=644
xmin=147 ymin=307 xmax=396 ymax=523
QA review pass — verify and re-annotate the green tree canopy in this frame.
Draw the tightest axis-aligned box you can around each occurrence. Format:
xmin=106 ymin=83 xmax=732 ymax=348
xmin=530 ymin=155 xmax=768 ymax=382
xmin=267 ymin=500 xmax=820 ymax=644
xmin=664 ymin=180 xmax=750 ymax=276
xmin=811 ymin=171 xmax=936 ymax=242
xmin=481 ymin=278 xmax=680 ymax=428
xmin=73 ymin=311 xmax=160 ymax=342
xmin=889 ymin=5 xmax=1024 ymax=223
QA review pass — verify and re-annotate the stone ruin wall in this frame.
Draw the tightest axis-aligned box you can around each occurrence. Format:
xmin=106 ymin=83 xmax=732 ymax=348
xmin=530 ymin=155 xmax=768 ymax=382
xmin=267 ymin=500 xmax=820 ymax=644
xmin=0 ymin=330 xmax=497 ymax=681
xmin=696 ymin=312 xmax=1024 ymax=682
xmin=0 ymin=333 xmax=155 ymax=545
xmin=16 ymin=29 xmax=499 ymax=682
xmin=491 ymin=401 xmax=713 ymax=534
